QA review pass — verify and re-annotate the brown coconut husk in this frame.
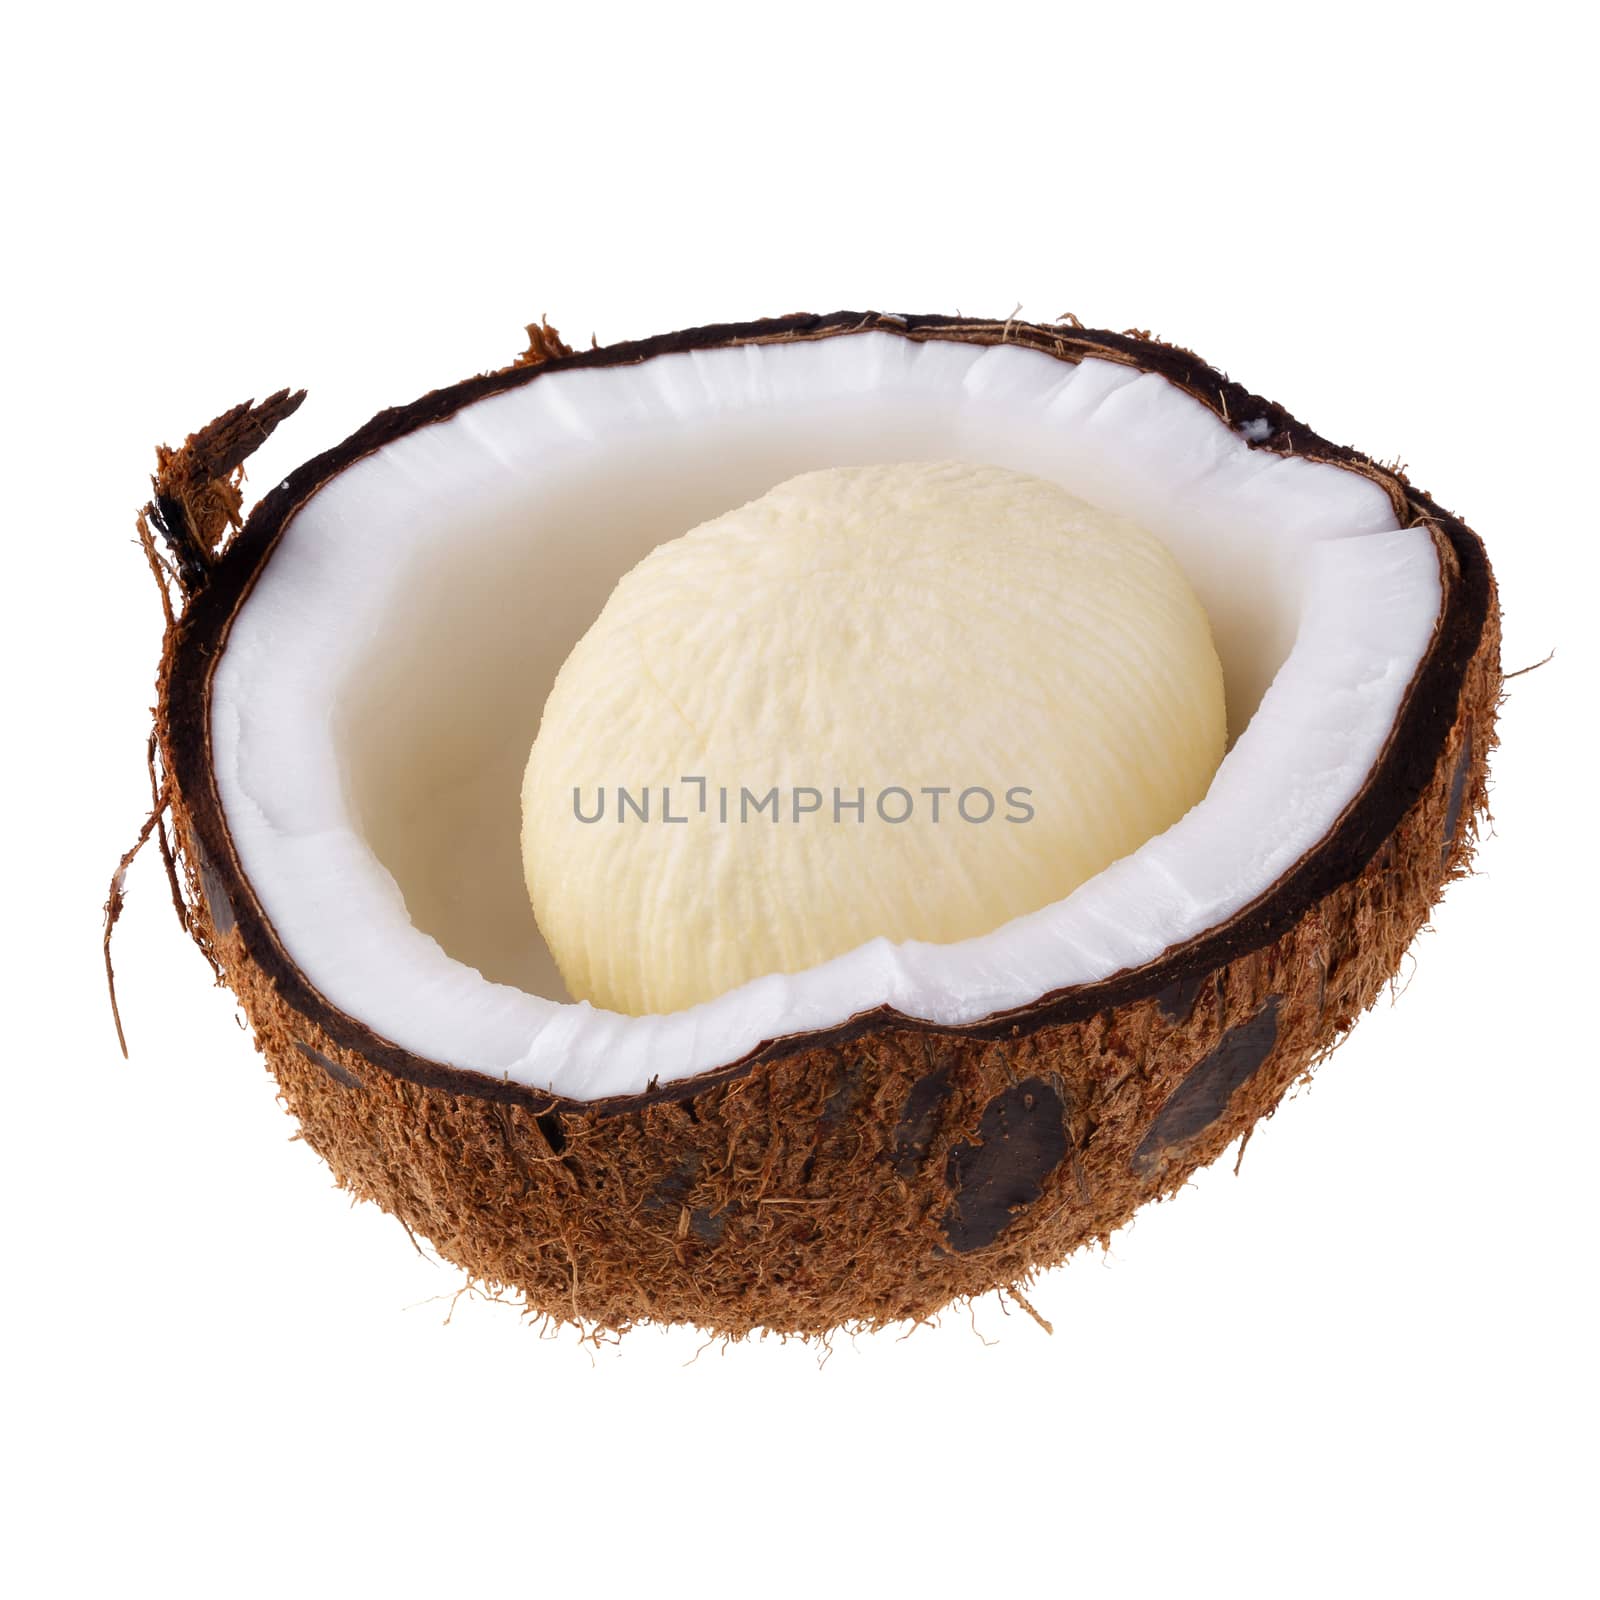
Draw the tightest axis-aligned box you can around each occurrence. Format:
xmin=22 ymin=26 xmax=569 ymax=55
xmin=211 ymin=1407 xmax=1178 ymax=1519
xmin=118 ymin=312 xmax=1501 ymax=1339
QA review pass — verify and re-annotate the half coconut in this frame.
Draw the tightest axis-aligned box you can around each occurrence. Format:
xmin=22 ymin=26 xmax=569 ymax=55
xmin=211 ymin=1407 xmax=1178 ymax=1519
xmin=126 ymin=311 xmax=1499 ymax=1337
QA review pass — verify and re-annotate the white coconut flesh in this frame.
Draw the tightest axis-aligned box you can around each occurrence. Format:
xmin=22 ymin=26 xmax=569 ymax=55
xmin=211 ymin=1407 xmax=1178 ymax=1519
xmin=520 ymin=462 xmax=1228 ymax=1017
xmin=211 ymin=332 xmax=1442 ymax=1100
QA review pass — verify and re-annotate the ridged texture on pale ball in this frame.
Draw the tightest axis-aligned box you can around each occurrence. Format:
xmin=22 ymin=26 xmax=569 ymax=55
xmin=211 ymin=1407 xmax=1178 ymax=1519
xmin=521 ymin=462 xmax=1226 ymax=1016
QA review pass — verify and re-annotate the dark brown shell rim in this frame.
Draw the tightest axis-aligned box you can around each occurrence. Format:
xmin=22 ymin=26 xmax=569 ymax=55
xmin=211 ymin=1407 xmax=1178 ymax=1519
xmin=162 ymin=310 xmax=1493 ymax=1114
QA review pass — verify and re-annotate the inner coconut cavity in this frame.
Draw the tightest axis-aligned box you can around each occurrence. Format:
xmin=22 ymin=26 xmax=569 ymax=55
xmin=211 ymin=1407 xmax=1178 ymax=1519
xmin=211 ymin=330 xmax=1442 ymax=1100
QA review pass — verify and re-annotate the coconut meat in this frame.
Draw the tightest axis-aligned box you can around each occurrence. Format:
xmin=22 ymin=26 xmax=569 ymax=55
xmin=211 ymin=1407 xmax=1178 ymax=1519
xmin=210 ymin=331 xmax=1442 ymax=1099
xmin=521 ymin=461 xmax=1228 ymax=1017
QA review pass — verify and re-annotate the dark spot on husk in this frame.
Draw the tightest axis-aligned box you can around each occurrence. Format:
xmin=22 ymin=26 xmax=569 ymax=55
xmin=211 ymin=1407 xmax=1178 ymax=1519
xmin=294 ymin=1040 xmax=360 ymax=1089
xmin=890 ymin=1063 xmax=953 ymax=1176
xmin=535 ymin=1110 xmax=567 ymax=1156
xmin=197 ymin=849 xmax=235 ymax=938
xmin=647 ymin=1155 xmax=698 ymax=1213
xmin=800 ymin=1051 xmax=863 ymax=1184
xmin=1154 ymin=969 xmax=1209 ymax=1023
xmin=1133 ymin=996 xmax=1282 ymax=1176
xmin=689 ymin=1208 xmax=724 ymax=1244
xmin=817 ymin=1051 xmax=863 ymax=1135
xmin=642 ymin=1157 xmax=723 ymax=1245
xmin=149 ymin=492 xmax=208 ymax=591
xmin=942 ymin=1078 xmax=1068 ymax=1252
xmin=1442 ymin=718 xmax=1474 ymax=859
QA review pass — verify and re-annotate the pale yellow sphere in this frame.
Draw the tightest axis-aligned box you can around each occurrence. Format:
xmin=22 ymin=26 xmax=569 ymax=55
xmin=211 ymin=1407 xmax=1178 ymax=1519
xmin=521 ymin=462 xmax=1225 ymax=1016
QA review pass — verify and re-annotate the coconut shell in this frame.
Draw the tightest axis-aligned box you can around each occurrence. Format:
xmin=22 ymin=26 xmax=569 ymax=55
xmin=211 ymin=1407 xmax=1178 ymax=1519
xmin=130 ymin=312 xmax=1501 ymax=1338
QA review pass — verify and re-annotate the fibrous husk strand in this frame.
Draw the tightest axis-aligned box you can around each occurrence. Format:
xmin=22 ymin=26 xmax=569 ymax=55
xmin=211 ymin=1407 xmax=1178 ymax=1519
xmin=147 ymin=388 xmax=305 ymax=593
xmin=103 ymin=730 xmax=192 ymax=1057
xmin=514 ymin=317 xmax=573 ymax=369
xmin=107 ymin=393 xmax=300 ymax=1051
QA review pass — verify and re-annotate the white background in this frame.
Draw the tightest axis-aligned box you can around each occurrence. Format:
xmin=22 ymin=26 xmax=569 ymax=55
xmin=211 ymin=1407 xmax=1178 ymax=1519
xmin=3 ymin=4 xmax=1593 ymax=1596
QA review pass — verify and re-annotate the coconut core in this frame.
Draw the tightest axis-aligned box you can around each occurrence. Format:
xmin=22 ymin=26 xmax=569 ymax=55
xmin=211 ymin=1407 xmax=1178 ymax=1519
xmin=519 ymin=462 xmax=1226 ymax=1016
